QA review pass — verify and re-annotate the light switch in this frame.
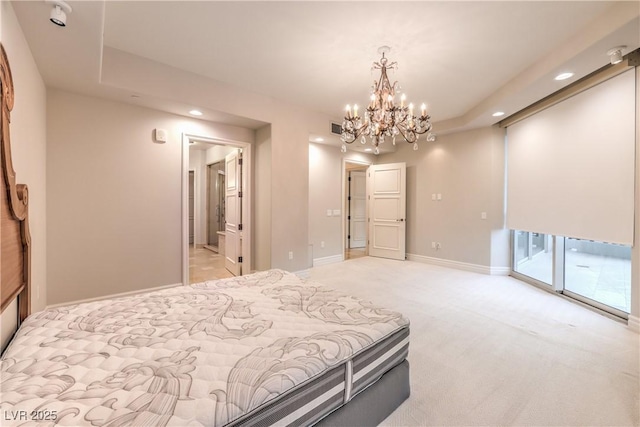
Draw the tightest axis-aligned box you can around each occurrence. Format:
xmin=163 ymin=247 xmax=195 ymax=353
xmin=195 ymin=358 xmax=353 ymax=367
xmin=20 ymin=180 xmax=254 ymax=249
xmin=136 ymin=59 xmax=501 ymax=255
xmin=437 ymin=193 xmax=442 ymax=201
xmin=333 ymin=209 xmax=341 ymax=216
xmin=481 ymin=212 xmax=487 ymax=220
xmin=326 ymin=209 xmax=332 ymax=217
xmin=431 ymin=193 xmax=436 ymax=201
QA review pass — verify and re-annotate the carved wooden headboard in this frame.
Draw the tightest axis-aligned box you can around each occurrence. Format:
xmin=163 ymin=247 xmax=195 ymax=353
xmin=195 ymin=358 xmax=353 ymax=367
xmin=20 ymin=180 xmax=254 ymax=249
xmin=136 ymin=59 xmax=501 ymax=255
xmin=0 ymin=43 xmax=31 ymax=323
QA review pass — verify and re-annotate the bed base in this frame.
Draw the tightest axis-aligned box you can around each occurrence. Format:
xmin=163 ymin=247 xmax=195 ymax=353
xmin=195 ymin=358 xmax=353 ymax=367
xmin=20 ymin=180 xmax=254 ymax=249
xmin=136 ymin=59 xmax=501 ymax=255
xmin=316 ymin=359 xmax=410 ymax=427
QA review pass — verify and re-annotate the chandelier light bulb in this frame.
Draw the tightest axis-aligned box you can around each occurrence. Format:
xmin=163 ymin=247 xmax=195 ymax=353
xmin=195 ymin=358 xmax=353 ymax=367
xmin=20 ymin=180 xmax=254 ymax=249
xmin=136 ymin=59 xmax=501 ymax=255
xmin=353 ymin=104 xmax=359 ymax=118
xmin=401 ymin=93 xmax=406 ymax=107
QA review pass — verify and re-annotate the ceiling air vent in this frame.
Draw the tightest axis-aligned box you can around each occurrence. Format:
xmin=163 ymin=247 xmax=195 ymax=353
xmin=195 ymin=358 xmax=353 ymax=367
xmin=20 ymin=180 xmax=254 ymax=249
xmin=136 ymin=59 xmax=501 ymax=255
xmin=331 ymin=123 xmax=342 ymax=135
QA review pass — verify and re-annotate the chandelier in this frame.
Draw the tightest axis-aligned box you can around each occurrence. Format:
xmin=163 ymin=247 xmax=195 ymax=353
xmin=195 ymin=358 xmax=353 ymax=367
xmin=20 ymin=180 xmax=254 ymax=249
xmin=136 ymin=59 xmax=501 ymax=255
xmin=341 ymin=46 xmax=432 ymax=155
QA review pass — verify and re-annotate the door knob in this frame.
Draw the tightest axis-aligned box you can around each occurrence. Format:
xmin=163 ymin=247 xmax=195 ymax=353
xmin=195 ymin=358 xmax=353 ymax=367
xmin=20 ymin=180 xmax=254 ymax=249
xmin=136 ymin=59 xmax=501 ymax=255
xmin=397 ymin=218 xmax=404 ymax=222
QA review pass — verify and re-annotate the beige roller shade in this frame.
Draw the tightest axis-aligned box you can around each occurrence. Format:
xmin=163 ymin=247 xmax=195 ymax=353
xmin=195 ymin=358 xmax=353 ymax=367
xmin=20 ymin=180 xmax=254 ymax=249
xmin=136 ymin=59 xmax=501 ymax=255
xmin=506 ymin=69 xmax=635 ymax=245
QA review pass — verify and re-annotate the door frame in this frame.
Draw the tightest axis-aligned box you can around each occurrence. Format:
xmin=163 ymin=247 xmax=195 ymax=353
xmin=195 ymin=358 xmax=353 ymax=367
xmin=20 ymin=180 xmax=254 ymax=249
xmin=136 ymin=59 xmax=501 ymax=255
xmin=182 ymin=133 xmax=252 ymax=285
xmin=342 ymin=158 xmax=372 ymax=261
xmin=189 ymin=169 xmax=197 ymax=249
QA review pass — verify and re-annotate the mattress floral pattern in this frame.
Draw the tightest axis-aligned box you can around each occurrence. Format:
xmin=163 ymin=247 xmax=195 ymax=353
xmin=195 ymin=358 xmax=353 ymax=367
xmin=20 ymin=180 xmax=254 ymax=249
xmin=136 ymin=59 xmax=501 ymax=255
xmin=1 ymin=270 xmax=408 ymax=426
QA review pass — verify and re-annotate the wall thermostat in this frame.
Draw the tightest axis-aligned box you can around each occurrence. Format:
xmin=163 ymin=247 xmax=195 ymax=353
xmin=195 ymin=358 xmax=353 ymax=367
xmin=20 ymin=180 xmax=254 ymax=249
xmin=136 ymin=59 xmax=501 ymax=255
xmin=154 ymin=128 xmax=168 ymax=143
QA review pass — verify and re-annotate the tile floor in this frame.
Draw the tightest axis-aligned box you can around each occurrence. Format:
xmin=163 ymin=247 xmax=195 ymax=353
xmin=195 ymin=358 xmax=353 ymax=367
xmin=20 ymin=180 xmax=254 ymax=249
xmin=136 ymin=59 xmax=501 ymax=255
xmin=189 ymin=246 xmax=233 ymax=284
xmin=516 ymin=250 xmax=631 ymax=313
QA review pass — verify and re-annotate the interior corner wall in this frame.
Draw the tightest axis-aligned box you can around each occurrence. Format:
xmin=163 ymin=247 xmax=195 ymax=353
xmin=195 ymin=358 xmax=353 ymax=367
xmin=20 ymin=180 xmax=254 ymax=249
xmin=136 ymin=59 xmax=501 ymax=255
xmin=489 ymin=129 xmax=510 ymax=270
xmin=1 ymin=1 xmax=47 ymax=311
xmin=46 ymin=89 xmax=254 ymax=306
xmin=308 ymin=143 xmax=375 ymax=263
xmin=377 ymin=126 xmax=508 ymax=270
xmin=253 ymin=125 xmax=272 ymax=271
xmin=270 ymin=122 xmax=309 ymax=271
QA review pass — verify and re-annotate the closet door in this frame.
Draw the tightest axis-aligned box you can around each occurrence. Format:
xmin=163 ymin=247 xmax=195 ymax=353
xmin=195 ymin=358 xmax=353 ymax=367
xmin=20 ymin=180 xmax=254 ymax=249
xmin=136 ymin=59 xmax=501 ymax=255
xmin=367 ymin=163 xmax=406 ymax=261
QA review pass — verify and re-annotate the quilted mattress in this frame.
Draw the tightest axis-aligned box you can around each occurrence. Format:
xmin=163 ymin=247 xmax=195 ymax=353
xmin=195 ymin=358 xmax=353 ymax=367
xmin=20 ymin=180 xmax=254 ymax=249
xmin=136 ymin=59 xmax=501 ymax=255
xmin=1 ymin=269 xmax=409 ymax=426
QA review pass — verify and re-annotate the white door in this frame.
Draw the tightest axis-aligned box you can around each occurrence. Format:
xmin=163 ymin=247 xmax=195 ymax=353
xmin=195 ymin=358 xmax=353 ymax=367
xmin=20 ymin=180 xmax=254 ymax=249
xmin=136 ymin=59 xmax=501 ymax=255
xmin=225 ymin=150 xmax=242 ymax=276
xmin=367 ymin=162 xmax=406 ymax=260
xmin=349 ymin=171 xmax=367 ymax=248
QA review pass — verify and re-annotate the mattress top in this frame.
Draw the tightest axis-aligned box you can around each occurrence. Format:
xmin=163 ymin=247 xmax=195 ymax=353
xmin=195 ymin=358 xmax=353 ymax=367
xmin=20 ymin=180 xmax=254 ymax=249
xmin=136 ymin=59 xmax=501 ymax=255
xmin=1 ymin=269 xmax=408 ymax=426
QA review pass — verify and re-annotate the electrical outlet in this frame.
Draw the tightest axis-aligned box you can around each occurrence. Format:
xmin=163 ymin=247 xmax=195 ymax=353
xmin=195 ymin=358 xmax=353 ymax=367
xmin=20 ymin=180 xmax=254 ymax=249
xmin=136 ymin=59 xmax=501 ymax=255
xmin=431 ymin=193 xmax=436 ymax=201
xmin=321 ymin=241 xmax=325 ymax=248
xmin=437 ymin=193 xmax=442 ymax=201
xmin=288 ymin=251 xmax=294 ymax=260
xmin=333 ymin=209 xmax=341 ymax=216
xmin=326 ymin=209 xmax=332 ymax=217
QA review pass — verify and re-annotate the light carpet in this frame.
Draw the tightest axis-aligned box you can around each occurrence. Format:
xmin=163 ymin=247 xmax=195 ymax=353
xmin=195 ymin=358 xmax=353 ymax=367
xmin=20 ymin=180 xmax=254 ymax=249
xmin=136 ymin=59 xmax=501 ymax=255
xmin=308 ymin=256 xmax=639 ymax=426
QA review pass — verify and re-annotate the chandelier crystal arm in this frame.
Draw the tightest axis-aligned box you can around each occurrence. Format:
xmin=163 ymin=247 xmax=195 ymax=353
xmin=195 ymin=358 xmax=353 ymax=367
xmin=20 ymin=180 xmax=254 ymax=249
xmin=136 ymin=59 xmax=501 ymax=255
xmin=341 ymin=48 xmax=432 ymax=154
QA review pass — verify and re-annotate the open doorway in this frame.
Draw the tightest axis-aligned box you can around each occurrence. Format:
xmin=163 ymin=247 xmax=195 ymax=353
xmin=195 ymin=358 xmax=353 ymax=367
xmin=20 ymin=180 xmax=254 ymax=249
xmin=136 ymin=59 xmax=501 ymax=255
xmin=204 ymin=161 xmax=225 ymax=253
xmin=343 ymin=160 xmax=371 ymax=261
xmin=182 ymin=134 xmax=252 ymax=285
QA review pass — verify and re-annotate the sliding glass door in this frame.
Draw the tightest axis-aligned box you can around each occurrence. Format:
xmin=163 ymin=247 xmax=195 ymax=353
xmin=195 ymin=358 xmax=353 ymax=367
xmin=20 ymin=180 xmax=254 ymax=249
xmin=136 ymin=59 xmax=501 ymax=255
xmin=513 ymin=231 xmax=553 ymax=286
xmin=512 ymin=231 xmax=630 ymax=317
xmin=564 ymin=239 xmax=631 ymax=314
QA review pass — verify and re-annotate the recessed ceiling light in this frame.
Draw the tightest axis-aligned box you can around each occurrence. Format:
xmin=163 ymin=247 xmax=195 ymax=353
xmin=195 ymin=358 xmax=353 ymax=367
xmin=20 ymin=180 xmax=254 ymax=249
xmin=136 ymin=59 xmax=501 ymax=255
xmin=189 ymin=110 xmax=203 ymax=116
xmin=315 ymin=137 xmax=324 ymax=142
xmin=555 ymin=72 xmax=574 ymax=81
xmin=364 ymin=148 xmax=372 ymax=152
xmin=492 ymin=111 xmax=505 ymax=117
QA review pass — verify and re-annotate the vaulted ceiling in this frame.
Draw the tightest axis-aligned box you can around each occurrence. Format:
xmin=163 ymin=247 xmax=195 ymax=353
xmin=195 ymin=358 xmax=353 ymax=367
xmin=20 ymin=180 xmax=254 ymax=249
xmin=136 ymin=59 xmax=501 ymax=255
xmin=12 ymin=1 xmax=640 ymax=141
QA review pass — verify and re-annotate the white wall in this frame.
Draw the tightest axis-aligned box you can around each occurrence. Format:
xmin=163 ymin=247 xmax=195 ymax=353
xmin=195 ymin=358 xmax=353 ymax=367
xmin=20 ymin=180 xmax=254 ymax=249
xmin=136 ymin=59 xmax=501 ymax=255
xmin=0 ymin=1 xmax=47 ymax=348
xmin=308 ymin=143 xmax=375 ymax=263
xmin=46 ymin=90 xmax=254 ymax=305
xmin=205 ymin=145 xmax=236 ymax=165
xmin=377 ymin=126 xmax=509 ymax=271
xmin=253 ymin=125 xmax=272 ymax=271
xmin=102 ymin=47 xmax=333 ymax=272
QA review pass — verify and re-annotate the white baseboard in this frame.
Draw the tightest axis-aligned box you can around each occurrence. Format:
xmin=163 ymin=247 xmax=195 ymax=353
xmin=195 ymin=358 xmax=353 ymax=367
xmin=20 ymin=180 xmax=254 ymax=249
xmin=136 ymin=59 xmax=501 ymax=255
xmin=628 ymin=315 xmax=640 ymax=333
xmin=46 ymin=282 xmax=183 ymax=310
xmin=407 ymin=253 xmax=509 ymax=276
xmin=489 ymin=266 xmax=511 ymax=276
xmin=313 ymin=254 xmax=344 ymax=267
